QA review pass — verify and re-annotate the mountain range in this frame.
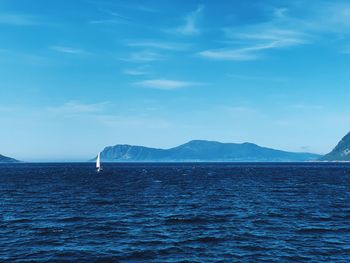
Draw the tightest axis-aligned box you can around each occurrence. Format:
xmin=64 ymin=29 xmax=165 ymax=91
xmin=3 ymin=131 xmax=350 ymax=162
xmin=95 ymin=140 xmax=321 ymax=162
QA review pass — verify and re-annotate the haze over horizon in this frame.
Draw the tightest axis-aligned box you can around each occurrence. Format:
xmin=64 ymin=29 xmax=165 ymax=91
xmin=1 ymin=0 xmax=350 ymax=161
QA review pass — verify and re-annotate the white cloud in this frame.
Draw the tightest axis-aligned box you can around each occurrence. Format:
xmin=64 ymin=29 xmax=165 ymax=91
xmin=89 ymin=19 xmax=123 ymax=25
xmin=126 ymin=40 xmax=190 ymax=51
xmin=198 ymin=1 xmax=349 ymax=62
xmin=176 ymin=6 xmax=203 ymax=36
xmin=123 ymin=69 xmax=148 ymax=75
xmin=199 ymin=15 xmax=309 ymax=61
xmin=199 ymin=43 xmax=279 ymax=61
xmin=225 ymin=28 xmax=308 ymax=46
xmin=122 ymin=50 xmax=164 ymax=62
xmin=133 ymin=79 xmax=202 ymax=90
xmin=89 ymin=7 xmax=130 ymax=25
xmin=227 ymin=74 xmax=287 ymax=83
xmin=136 ymin=5 xmax=158 ymax=13
xmin=105 ymin=10 xmax=130 ymax=20
xmin=50 ymin=45 xmax=88 ymax=55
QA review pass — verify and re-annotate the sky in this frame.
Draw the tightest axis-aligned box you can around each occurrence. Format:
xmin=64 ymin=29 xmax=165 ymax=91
xmin=1 ymin=0 xmax=350 ymax=161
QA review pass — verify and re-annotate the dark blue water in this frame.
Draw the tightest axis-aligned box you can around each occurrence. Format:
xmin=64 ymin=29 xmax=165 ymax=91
xmin=1 ymin=163 xmax=350 ymax=262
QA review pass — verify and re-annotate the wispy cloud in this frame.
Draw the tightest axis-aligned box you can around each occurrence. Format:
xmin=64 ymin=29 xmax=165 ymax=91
xmin=136 ymin=5 xmax=158 ymax=13
xmin=0 ymin=13 xmax=38 ymax=26
xmin=199 ymin=42 xmax=279 ymax=61
xmin=123 ymin=68 xmax=148 ymax=76
xmin=89 ymin=19 xmax=124 ymax=25
xmin=225 ymin=28 xmax=308 ymax=46
xmin=228 ymin=74 xmax=287 ymax=83
xmin=126 ymin=40 xmax=190 ymax=51
xmin=133 ymin=79 xmax=202 ymax=90
xmin=48 ymin=101 xmax=108 ymax=114
xmin=199 ymin=26 xmax=309 ymax=61
xmin=103 ymin=10 xmax=130 ymax=20
xmin=50 ymin=45 xmax=88 ymax=55
xmin=197 ymin=2 xmax=320 ymax=61
xmin=89 ymin=7 xmax=131 ymax=25
xmin=122 ymin=50 xmax=164 ymax=62
xmin=176 ymin=5 xmax=203 ymax=36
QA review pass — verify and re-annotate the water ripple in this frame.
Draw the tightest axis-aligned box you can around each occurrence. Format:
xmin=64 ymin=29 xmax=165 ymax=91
xmin=1 ymin=162 xmax=350 ymax=262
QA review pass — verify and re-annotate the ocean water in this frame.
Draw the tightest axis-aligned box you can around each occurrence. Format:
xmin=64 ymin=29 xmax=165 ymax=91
xmin=1 ymin=163 xmax=350 ymax=262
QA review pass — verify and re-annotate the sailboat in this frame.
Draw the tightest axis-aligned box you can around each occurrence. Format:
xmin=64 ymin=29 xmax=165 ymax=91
xmin=96 ymin=152 xmax=102 ymax=172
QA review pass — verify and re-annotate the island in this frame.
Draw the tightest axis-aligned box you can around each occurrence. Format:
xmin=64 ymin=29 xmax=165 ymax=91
xmin=92 ymin=140 xmax=321 ymax=162
xmin=0 ymin=154 xmax=19 ymax=163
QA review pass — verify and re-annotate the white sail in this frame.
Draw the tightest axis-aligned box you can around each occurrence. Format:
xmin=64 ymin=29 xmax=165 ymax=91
xmin=96 ymin=152 xmax=101 ymax=171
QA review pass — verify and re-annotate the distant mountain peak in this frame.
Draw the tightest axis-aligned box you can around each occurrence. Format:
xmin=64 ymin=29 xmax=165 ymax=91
xmin=183 ymin=139 xmax=219 ymax=145
xmin=322 ymin=131 xmax=350 ymax=161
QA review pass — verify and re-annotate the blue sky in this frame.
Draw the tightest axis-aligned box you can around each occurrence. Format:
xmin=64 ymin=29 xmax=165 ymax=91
xmin=1 ymin=0 xmax=350 ymax=161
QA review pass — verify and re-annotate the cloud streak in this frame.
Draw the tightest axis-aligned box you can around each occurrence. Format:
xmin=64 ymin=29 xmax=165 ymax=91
xmin=225 ymin=28 xmax=308 ymax=46
xmin=199 ymin=42 xmax=280 ymax=61
xmin=126 ymin=40 xmax=190 ymax=51
xmin=197 ymin=4 xmax=318 ymax=61
xmin=89 ymin=19 xmax=124 ymax=25
xmin=133 ymin=79 xmax=202 ymax=90
xmin=123 ymin=69 xmax=148 ymax=76
xmin=50 ymin=45 xmax=88 ymax=55
xmin=176 ymin=6 xmax=203 ymax=36
xmin=121 ymin=50 xmax=165 ymax=62
xmin=199 ymin=26 xmax=309 ymax=61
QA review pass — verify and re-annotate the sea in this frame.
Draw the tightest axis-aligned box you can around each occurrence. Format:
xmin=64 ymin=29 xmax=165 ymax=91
xmin=1 ymin=162 xmax=350 ymax=262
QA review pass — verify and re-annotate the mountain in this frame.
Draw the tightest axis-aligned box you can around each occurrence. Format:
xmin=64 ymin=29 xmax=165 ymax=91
xmin=321 ymin=132 xmax=350 ymax=161
xmin=94 ymin=140 xmax=320 ymax=162
xmin=0 ymin=154 xmax=19 ymax=163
